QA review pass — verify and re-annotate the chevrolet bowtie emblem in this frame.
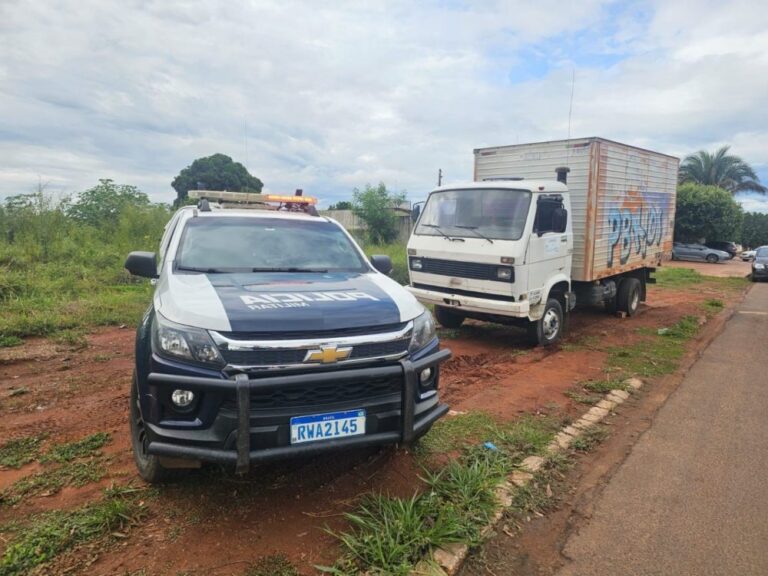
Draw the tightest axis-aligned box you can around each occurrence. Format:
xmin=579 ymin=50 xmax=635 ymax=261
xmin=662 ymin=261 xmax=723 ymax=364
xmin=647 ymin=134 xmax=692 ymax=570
xmin=304 ymin=345 xmax=353 ymax=364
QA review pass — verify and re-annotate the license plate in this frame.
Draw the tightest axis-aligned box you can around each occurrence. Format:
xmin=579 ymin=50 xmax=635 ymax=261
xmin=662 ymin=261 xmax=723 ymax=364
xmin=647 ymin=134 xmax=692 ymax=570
xmin=290 ymin=409 xmax=366 ymax=444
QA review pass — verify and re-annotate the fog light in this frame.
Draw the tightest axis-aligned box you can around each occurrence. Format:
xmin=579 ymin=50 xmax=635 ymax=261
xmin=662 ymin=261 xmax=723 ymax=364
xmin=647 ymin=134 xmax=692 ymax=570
xmin=419 ymin=368 xmax=432 ymax=383
xmin=171 ymin=389 xmax=195 ymax=407
xmin=411 ymin=258 xmax=423 ymax=271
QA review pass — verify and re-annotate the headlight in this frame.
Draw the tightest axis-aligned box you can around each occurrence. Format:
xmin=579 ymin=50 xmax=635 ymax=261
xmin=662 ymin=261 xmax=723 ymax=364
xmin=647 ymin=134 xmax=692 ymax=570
xmin=409 ymin=310 xmax=436 ymax=353
xmin=755 ymin=263 xmax=765 ymax=270
xmin=497 ymin=267 xmax=513 ymax=280
xmin=152 ymin=312 xmax=224 ymax=366
xmin=410 ymin=257 xmax=423 ymax=271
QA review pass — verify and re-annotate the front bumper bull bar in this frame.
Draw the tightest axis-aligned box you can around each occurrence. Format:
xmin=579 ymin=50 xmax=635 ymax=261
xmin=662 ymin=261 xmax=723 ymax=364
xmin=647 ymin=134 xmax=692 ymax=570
xmin=146 ymin=348 xmax=451 ymax=473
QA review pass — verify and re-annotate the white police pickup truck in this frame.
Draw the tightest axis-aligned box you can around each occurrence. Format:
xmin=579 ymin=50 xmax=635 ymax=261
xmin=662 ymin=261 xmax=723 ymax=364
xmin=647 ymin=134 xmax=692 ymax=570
xmin=124 ymin=191 xmax=450 ymax=482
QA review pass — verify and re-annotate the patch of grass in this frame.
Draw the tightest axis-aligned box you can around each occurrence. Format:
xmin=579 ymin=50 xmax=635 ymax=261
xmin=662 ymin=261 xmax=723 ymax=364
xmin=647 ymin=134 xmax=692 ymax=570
xmin=0 ymin=436 xmax=45 ymax=469
xmin=0 ymin=490 xmax=144 ymax=576
xmin=52 ymin=329 xmax=88 ymax=349
xmin=362 ymin=243 xmax=408 ymax=285
xmin=702 ymin=298 xmax=724 ymax=315
xmin=245 ymin=554 xmax=299 ymax=576
xmin=1 ymin=459 xmax=108 ymax=505
xmin=324 ymin=415 xmax=561 ymax=575
xmin=564 ymin=390 xmax=601 ymax=405
xmin=508 ymin=454 xmax=569 ymax=520
xmin=41 ymin=432 xmax=111 ymax=464
xmin=416 ymin=412 xmax=498 ymax=455
xmin=607 ymin=315 xmax=701 ymax=378
xmin=570 ymin=426 xmax=610 ymax=452
xmin=0 ymin=335 xmax=23 ymax=347
xmin=654 ymin=267 xmax=702 ymax=288
xmin=582 ymin=379 xmax=628 ymax=394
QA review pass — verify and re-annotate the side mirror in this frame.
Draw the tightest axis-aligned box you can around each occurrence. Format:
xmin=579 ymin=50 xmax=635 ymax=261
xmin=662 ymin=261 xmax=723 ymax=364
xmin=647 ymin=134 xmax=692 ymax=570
xmin=553 ymin=207 xmax=568 ymax=233
xmin=370 ymin=255 xmax=393 ymax=276
xmin=125 ymin=251 xmax=158 ymax=278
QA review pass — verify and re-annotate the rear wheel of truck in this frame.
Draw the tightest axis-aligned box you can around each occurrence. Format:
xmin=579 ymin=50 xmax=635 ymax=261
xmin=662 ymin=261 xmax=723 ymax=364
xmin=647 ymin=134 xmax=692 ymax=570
xmin=130 ymin=374 xmax=175 ymax=484
xmin=434 ymin=305 xmax=465 ymax=329
xmin=527 ymin=298 xmax=563 ymax=346
xmin=617 ymin=277 xmax=641 ymax=316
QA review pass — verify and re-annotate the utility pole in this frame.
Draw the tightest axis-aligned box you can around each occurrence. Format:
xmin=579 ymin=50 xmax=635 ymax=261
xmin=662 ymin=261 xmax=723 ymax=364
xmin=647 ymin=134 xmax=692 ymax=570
xmin=437 ymin=168 xmax=442 ymax=187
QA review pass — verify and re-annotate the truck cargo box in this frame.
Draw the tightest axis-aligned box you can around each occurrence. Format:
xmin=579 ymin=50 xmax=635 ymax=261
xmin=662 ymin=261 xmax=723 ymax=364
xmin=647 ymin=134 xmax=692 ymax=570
xmin=474 ymin=137 xmax=678 ymax=282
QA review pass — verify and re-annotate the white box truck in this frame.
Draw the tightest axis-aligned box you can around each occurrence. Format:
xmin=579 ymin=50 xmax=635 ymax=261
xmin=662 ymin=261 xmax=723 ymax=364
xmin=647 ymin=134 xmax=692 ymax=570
xmin=406 ymin=137 xmax=679 ymax=345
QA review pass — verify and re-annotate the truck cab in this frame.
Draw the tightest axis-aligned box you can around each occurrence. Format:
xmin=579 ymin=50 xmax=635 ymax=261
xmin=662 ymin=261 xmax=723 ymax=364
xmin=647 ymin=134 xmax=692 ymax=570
xmin=406 ymin=180 xmax=574 ymax=346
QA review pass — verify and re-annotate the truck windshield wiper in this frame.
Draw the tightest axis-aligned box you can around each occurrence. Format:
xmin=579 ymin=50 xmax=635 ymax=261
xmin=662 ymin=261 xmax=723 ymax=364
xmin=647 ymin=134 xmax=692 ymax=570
xmin=250 ymin=267 xmax=329 ymax=273
xmin=176 ymin=266 xmax=228 ymax=273
xmin=421 ymin=224 xmax=463 ymax=242
xmin=454 ymin=225 xmax=494 ymax=244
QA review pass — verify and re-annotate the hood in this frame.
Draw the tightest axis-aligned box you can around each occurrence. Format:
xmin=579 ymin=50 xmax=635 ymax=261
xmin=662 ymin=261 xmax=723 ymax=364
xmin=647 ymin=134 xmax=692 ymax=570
xmin=155 ymin=271 xmax=423 ymax=333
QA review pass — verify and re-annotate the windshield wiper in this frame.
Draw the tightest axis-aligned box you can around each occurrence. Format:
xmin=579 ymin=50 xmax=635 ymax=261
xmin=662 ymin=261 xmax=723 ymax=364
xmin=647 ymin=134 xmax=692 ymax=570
xmin=454 ymin=225 xmax=494 ymax=244
xmin=250 ymin=267 xmax=329 ymax=273
xmin=177 ymin=266 xmax=228 ymax=273
xmin=422 ymin=224 xmax=462 ymax=242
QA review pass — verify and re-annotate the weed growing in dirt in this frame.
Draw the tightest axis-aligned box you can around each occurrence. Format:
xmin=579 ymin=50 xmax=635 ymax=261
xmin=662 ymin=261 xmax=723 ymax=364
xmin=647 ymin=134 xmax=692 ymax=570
xmin=582 ymin=379 xmax=629 ymax=394
xmin=607 ymin=315 xmax=701 ymax=378
xmin=323 ymin=416 xmax=561 ymax=575
xmin=415 ymin=412 xmax=498 ymax=455
xmin=245 ymin=554 xmax=300 ymax=576
xmin=702 ymin=298 xmax=724 ymax=315
xmin=41 ymin=432 xmax=111 ymax=463
xmin=507 ymin=453 xmax=569 ymax=521
xmin=52 ymin=329 xmax=89 ymax=349
xmin=564 ymin=390 xmax=602 ymax=405
xmin=0 ymin=489 xmax=145 ymax=575
xmin=1 ymin=459 xmax=107 ymax=505
xmin=0 ymin=335 xmax=23 ymax=348
xmin=0 ymin=436 xmax=44 ymax=469
xmin=570 ymin=426 xmax=610 ymax=452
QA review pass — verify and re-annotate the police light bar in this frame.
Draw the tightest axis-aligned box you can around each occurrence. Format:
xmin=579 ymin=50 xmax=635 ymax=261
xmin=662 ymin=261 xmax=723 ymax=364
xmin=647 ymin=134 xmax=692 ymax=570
xmin=262 ymin=194 xmax=317 ymax=205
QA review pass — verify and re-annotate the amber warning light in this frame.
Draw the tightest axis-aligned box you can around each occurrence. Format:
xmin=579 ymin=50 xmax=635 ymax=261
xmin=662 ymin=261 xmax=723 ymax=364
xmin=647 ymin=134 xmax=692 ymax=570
xmin=262 ymin=194 xmax=317 ymax=205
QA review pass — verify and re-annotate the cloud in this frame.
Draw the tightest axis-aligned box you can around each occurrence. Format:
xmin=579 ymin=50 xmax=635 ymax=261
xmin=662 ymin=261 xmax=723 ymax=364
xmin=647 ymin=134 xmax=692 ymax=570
xmin=1 ymin=0 xmax=767 ymax=210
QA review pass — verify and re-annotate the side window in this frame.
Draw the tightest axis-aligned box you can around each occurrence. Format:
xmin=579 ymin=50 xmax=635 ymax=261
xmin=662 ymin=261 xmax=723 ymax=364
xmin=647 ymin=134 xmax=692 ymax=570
xmin=157 ymin=214 xmax=182 ymax=271
xmin=534 ymin=197 xmax=567 ymax=235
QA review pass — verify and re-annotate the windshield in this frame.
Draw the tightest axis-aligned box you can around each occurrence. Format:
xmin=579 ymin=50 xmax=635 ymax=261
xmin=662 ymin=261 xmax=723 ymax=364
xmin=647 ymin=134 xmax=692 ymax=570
xmin=415 ymin=188 xmax=532 ymax=241
xmin=756 ymin=247 xmax=768 ymax=257
xmin=175 ymin=217 xmax=368 ymax=273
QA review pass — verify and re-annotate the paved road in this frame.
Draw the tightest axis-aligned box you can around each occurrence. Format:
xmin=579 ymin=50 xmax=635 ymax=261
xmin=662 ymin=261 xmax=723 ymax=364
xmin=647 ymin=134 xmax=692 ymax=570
xmin=557 ymin=283 xmax=768 ymax=576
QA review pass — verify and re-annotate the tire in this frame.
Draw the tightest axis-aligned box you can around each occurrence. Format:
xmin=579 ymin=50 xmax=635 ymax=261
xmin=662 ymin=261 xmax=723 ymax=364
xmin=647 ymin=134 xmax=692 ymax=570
xmin=130 ymin=374 xmax=175 ymax=484
xmin=617 ymin=277 xmax=641 ymax=316
xmin=527 ymin=298 xmax=564 ymax=346
xmin=706 ymin=254 xmax=719 ymax=264
xmin=434 ymin=305 xmax=465 ymax=329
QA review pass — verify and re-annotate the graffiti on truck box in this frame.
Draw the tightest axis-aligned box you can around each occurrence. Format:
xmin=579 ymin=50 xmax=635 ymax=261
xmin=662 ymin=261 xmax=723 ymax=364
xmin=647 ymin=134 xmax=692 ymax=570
xmin=606 ymin=195 xmax=667 ymax=267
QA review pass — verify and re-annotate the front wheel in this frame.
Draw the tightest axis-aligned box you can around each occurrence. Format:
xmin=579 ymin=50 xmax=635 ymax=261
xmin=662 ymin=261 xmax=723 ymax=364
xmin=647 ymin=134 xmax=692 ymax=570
xmin=130 ymin=374 xmax=175 ymax=484
xmin=706 ymin=254 xmax=719 ymax=264
xmin=527 ymin=298 xmax=564 ymax=346
xmin=434 ymin=305 xmax=465 ymax=329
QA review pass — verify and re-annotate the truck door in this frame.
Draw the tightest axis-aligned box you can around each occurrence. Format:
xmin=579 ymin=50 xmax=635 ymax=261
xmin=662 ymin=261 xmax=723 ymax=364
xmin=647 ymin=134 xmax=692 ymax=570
xmin=526 ymin=195 xmax=571 ymax=302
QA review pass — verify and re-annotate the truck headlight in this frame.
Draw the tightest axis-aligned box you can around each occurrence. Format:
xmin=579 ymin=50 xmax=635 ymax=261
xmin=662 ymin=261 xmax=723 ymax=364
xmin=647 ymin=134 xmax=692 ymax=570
xmin=410 ymin=257 xmax=423 ymax=271
xmin=152 ymin=312 xmax=224 ymax=367
xmin=497 ymin=267 xmax=513 ymax=280
xmin=409 ymin=310 xmax=436 ymax=353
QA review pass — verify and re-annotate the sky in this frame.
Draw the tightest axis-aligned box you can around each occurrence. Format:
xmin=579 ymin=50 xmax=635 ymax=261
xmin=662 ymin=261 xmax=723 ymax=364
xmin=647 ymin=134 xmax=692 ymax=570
xmin=1 ymin=0 xmax=767 ymax=211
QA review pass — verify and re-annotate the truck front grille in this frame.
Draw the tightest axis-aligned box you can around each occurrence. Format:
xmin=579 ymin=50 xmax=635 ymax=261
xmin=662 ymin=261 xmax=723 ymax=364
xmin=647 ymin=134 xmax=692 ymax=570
xmin=410 ymin=257 xmax=514 ymax=282
xmin=221 ymin=375 xmax=402 ymax=411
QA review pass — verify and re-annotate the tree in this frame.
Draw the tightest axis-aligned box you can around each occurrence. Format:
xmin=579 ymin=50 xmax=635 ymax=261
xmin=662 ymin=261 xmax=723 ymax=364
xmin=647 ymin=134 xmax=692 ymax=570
xmin=679 ymin=146 xmax=766 ymax=194
xmin=352 ymin=183 xmax=406 ymax=244
xmin=68 ymin=179 xmax=151 ymax=228
xmin=674 ymin=183 xmax=743 ymax=242
xmin=171 ymin=154 xmax=263 ymax=204
xmin=327 ymin=200 xmax=353 ymax=210
xmin=741 ymin=212 xmax=768 ymax=249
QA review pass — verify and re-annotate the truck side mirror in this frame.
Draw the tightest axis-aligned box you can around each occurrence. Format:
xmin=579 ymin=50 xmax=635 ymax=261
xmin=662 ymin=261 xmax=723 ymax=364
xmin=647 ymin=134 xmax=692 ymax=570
xmin=370 ymin=255 xmax=393 ymax=275
xmin=553 ymin=207 xmax=568 ymax=233
xmin=125 ymin=251 xmax=158 ymax=278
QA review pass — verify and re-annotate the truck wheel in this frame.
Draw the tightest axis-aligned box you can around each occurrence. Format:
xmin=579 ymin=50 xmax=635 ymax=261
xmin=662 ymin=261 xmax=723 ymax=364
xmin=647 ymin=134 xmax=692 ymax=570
xmin=706 ymin=254 xmax=719 ymax=263
xmin=434 ymin=305 xmax=464 ymax=329
xmin=617 ymin=278 xmax=641 ymax=316
xmin=527 ymin=298 xmax=563 ymax=346
xmin=130 ymin=374 xmax=174 ymax=484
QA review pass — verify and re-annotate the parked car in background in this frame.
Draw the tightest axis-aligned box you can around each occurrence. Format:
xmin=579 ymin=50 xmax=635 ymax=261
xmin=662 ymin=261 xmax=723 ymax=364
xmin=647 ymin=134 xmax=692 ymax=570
xmin=741 ymin=249 xmax=756 ymax=261
xmin=704 ymin=241 xmax=737 ymax=259
xmin=672 ymin=242 xmax=731 ymax=263
xmin=751 ymin=246 xmax=768 ymax=282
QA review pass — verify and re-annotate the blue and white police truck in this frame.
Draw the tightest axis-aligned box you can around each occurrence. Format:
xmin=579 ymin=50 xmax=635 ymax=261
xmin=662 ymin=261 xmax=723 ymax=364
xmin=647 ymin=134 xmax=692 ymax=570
xmin=124 ymin=191 xmax=450 ymax=482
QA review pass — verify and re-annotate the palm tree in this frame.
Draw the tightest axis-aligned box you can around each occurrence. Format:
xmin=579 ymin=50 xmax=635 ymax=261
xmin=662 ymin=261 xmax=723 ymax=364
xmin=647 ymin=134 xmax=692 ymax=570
xmin=679 ymin=146 xmax=766 ymax=194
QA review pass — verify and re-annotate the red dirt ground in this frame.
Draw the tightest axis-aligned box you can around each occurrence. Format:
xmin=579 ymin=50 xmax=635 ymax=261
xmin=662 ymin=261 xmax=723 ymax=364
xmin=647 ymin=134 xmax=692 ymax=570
xmin=0 ymin=277 xmax=744 ymax=575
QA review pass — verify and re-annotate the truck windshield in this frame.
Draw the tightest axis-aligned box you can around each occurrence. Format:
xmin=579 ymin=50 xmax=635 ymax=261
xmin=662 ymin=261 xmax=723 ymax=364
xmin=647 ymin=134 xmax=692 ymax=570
xmin=175 ymin=217 xmax=368 ymax=273
xmin=415 ymin=188 xmax=532 ymax=241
